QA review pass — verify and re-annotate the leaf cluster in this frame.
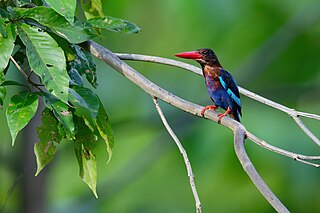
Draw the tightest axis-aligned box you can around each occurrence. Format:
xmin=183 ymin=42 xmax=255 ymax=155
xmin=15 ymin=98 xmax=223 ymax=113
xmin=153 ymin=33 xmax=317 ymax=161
xmin=0 ymin=0 xmax=140 ymax=197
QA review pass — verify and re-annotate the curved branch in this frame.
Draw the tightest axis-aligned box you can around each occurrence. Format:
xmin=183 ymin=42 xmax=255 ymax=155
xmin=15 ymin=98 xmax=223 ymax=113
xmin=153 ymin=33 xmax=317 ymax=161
xmin=115 ymin=53 xmax=320 ymax=167
xmin=115 ymin=53 xmax=320 ymax=146
xmin=233 ymin=128 xmax=290 ymax=212
xmin=86 ymin=42 xmax=238 ymax=128
xmin=152 ymin=97 xmax=202 ymax=213
xmin=84 ymin=40 xmax=292 ymax=211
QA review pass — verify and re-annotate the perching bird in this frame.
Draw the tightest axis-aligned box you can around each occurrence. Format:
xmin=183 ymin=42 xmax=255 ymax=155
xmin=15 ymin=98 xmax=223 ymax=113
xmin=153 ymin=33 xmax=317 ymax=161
xmin=175 ymin=48 xmax=242 ymax=123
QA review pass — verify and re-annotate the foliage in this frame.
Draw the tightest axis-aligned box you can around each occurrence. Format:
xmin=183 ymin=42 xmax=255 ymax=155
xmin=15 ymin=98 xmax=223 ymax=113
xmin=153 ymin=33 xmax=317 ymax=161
xmin=0 ymin=0 xmax=139 ymax=196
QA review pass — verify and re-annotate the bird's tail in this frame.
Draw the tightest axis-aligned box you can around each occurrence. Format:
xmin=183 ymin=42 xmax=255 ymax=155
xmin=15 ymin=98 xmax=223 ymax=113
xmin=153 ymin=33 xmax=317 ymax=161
xmin=230 ymin=111 xmax=241 ymax=123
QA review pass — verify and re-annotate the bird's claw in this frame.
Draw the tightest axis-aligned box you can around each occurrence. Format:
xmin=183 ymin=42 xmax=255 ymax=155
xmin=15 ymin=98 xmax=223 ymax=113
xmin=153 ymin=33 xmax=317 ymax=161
xmin=201 ymin=105 xmax=217 ymax=117
xmin=217 ymin=114 xmax=224 ymax=124
xmin=217 ymin=107 xmax=232 ymax=124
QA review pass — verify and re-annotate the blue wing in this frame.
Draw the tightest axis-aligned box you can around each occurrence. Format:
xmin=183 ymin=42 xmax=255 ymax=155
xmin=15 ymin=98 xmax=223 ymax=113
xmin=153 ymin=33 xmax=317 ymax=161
xmin=218 ymin=69 xmax=242 ymax=115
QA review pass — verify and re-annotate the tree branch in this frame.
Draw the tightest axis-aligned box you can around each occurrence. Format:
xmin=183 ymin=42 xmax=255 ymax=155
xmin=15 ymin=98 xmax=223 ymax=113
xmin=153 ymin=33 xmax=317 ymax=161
xmin=115 ymin=53 xmax=320 ymax=167
xmin=246 ymin=132 xmax=320 ymax=167
xmin=115 ymin=53 xmax=320 ymax=146
xmin=152 ymin=97 xmax=202 ymax=213
xmin=84 ymin=40 xmax=319 ymax=212
xmin=233 ymin=127 xmax=289 ymax=212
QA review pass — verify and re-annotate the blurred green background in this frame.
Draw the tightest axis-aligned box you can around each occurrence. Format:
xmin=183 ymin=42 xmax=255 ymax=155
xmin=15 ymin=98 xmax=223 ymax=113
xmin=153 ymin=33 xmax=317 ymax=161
xmin=1 ymin=0 xmax=320 ymax=212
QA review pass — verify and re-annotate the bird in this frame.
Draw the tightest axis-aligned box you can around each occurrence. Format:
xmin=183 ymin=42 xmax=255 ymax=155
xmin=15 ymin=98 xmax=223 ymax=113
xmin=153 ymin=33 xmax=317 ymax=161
xmin=175 ymin=48 xmax=242 ymax=123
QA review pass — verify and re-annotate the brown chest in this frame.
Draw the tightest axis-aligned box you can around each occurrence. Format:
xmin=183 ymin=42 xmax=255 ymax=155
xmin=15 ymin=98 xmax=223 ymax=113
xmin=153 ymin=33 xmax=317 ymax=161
xmin=203 ymin=65 xmax=221 ymax=85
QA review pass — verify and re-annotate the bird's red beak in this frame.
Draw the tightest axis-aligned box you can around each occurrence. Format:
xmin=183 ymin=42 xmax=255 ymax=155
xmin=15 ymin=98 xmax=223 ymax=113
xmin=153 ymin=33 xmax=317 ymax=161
xmin=175 ymin=51 xmax=203 ymax=60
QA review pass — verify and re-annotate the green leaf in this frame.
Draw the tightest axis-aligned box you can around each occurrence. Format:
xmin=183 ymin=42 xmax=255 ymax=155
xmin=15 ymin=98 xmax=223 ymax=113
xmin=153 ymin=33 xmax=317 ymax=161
xmin=0 ymin=80 xmax=30 ymax=88
xmin=81 ymin=149 xmax=97 ymax=198
xmin=0 ymin=23 xmax=16 ymax=72
xmin=74 ymin=116 xmax=98 ymax=198
xmin=69 ymin=68 xmax=84 ymax=86
xmin=80 ymin=0 xmax=104 ymax=20
xmin=0 ymin=8 xmax=10 ymax=19
xmin=68 ymin=86 xmax=99 ymax=130
xmin=17 ymin=23 xmax=70 ymax=103
xmin=75 ymin=116 xmax=98 ymax=150
xmin=0 ymin=2 xmax=14 ymax=10
xmin=0 ymin=72 xmax=6 ymax=109
xmin=34 ymin=108 xmax=61 ymax=176
xmin=43 ymin=93 xmax=75 ymax=139
xmin=45 ymin=0 xmax=76 ymax=24
xmin=13 ymin=0 xmax=36 ymax=7
xmin=68 ymin=45 xmax=97 ymax=88
xmin=86 ymin=16 xmax=141 ymax=34
xmin=11 ymin=42 xmax=27 ymax=66
xmin=75 ymin=46 xmax=97 ymax=88
xmin=6 ymin=92 xmax=38 ymax=145
xmin=75 ymin=144 xmax=98 ymax=198
xmin=94 ymin=99 xmax=114 ymax=163
xmin=0 ymin=18 xmax=7 ymax=38
xmin=69 ymin=86 xmax=99 ymax=116
xmin=15 ymin=7 xmax=92 ymax=44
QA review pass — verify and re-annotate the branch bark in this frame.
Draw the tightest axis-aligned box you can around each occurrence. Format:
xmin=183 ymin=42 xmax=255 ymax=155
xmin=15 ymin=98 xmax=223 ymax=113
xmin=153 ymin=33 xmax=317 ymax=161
xmin=233 ymin=127 xmax=289 ymax=213
xmin=115 ymin=53 xmax=320 ymax=166
xmin=116 ymin=53 xmax=320 ymax=146
xmin=84 ymin=40 xmax=319 ymax=212
xmin=152 ymin=97 xmax=201 ymax=213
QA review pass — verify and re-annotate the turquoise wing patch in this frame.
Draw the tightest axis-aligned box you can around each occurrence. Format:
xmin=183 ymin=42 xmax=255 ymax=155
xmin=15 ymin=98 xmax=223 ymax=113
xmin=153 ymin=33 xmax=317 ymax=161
xmin=219 ymin=76 xmax=241 ymax=107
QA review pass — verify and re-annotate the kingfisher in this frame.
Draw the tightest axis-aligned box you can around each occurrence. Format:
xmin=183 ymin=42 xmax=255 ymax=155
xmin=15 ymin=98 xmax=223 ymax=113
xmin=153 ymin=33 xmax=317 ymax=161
xmin=175 ymin=48 xmax=242 ymax=123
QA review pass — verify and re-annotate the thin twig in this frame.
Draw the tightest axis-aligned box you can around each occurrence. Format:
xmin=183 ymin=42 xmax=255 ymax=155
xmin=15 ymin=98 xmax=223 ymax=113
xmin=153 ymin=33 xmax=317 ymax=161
xmin=116 ymin=53 xmax=202 ymax=75
xmin=296 ymin=111 xmax=320 ymax=120
xmin=10 ymin=56 xmax=44 ymax=91
xmin=246 ymin=132 xmax=320 ymax=168
xmin=115 ymin=53 xmax=320 ymax=146
xmin=10 ymin=56 xmax=29 ymax=79
xmin=85 ymin=41 xmax=290 ymax=210
xmin=291 ymin=116 xmax=320 ymax=146
xmin=152 ymin=97 xmax=202 ymax=213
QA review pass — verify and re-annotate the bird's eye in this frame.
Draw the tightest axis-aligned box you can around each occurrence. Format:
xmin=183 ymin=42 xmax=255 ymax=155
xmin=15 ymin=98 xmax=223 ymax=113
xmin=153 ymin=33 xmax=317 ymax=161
xmin=202 ymin=51 xmax=208 ymax=55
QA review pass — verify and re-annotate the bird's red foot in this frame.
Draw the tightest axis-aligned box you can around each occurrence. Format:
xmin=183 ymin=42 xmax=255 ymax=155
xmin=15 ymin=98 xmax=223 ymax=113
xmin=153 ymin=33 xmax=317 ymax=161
xmin=201 ymin=105 xmax=217 ymax=117
xmin=217 ymin=107 xmax=231 ymax=124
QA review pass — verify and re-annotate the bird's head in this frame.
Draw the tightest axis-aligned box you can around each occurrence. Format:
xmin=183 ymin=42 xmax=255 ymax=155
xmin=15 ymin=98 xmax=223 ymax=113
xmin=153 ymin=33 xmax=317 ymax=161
xmin=175 ymin=48 xmax=221 ymax=67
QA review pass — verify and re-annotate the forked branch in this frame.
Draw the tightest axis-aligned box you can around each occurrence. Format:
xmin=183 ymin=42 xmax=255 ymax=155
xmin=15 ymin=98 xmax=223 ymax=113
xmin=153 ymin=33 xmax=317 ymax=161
xmin=84 ymin=40 xmax=319 ymax=212
xmin=115 ymin=53 xmax=320 ymax=166
xmin=116 ymin=53 xmax=320 ymax=146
